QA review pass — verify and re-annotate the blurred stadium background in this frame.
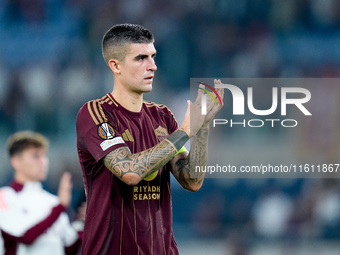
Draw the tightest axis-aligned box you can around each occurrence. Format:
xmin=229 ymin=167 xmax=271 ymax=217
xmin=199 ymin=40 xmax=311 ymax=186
xmin=1 ymin=0 xmax=340 ymax=254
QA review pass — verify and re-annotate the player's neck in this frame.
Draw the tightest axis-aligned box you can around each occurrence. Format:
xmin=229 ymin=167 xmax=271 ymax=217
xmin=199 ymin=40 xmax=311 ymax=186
xmin=111 ymin=89 xmax=143 ymax=112
xmin=14 ymin=175 xmax=26 ymax=185
xmin=14 ymin=173 xmax=39 ymax=185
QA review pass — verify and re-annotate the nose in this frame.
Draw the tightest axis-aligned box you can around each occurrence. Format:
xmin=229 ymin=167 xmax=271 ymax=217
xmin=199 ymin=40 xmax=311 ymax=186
xmin=148 ymin=58 xmax=157 ymax=72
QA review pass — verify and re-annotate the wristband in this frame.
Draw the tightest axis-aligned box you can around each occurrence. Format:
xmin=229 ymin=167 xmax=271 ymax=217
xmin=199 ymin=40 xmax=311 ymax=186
xmin=166 ymin=130 xmax=190 ymax=152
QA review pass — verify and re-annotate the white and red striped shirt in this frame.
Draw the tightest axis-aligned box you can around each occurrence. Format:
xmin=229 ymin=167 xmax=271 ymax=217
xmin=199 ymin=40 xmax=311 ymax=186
xmin=0 ymin=181 xmax=82 ymax=255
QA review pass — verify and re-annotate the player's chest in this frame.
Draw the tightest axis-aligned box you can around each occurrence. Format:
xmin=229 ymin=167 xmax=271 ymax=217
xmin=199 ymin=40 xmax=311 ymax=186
xmin=114 ymin=115 xmax=169 ymax=151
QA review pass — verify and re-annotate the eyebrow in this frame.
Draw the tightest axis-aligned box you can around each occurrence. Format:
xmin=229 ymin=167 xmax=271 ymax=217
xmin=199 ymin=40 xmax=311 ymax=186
xmin=134 ymin=52 xmax=157 ymax=60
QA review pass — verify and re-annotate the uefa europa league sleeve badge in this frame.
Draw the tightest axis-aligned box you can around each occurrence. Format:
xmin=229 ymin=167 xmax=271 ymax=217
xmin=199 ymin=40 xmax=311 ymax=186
xmin=98 ymin=122 xmax=116 ymax=140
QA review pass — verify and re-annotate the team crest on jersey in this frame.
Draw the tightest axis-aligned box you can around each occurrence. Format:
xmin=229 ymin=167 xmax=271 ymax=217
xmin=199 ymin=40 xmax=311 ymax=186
xmin=154 ymin=126 xmax=168 ymax=141
xmin=98 ymin=122 xmax=115 ymax=140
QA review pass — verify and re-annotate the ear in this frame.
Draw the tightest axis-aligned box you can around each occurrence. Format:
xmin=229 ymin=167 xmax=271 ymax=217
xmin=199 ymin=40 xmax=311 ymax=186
xmin=108 ymin=59 xmax=121 ymax=75
xmin=10 ymin=156 xmax=21 ymax=171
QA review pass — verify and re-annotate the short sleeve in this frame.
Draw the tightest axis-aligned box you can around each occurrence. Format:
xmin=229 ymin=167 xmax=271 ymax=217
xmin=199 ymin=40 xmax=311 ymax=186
xmin=165 ymin=105 xmax=179 ymax=134
xmin=76 ymin=101 xmax=128 ymax=162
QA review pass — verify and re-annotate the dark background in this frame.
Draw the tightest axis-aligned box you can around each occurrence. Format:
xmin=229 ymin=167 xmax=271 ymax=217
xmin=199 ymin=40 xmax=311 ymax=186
xmin=1 ymin=1 xmax=340 ymax=254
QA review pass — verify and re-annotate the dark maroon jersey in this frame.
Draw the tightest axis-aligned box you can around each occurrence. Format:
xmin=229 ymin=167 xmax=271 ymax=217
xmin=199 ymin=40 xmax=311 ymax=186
xmin=76 ymin=93 xmax=179 ymax=255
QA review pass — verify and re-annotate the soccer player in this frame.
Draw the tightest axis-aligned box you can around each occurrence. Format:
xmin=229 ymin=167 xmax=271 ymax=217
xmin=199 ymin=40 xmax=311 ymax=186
xmin=0 ymin=131 xmax=84 ymax=255
xmin=76 ymin=23 xmax=224 ymax=254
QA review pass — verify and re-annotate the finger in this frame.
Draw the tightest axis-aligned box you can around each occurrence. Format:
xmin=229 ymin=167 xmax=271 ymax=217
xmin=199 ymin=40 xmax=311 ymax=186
xmin=203 ymin=88 xmax=221 ymax=113
xmin=63 ymin=171 xmax=71 ymax=179
xmin=214 ymin=79 xmax=222 ymax=85
xmin=211 ymin=83 xmax=224 ymax=106
xmin=195 ymin=84 xmax=205 ymax=104
xmin=205 ymin=96 xmax=216 ymax=113
xmin=206 ymin=88 xmax=221 ymax=108
xmin=217 ymin=88 xmax=224 ymax=105
xmin=206 ymin=100 xmax=222 ymax=115
xmin=211 ymin=79 xmax=223 ymax=106
xmin=187 ymin=100 xmax=191 ymax=107
xmin=206 ymin=88 xmax=224 ymax=112
xmin=63 ymin=172 xmax=72 ymax=182
xmin=60 ymin=172 xmax=73 ymax=188
xmin=213 ymin=79 xmax=223 ymax=94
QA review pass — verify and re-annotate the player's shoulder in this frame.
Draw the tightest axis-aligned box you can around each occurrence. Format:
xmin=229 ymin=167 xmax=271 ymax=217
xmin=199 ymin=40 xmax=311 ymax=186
xmin=78 ymin=94 xmax=108 ymax=115
xmin=0 ymin=187 xmax=17 ymax=210
xmin=0 ymin=186 xmax=15 ymax=197
xmin=143 ymin=100 xmax=173 ymax=113
xmin=144 ymin=100 xmax=176 ymax=121
xmin=77 ymin=94 xmax=114 ymax=125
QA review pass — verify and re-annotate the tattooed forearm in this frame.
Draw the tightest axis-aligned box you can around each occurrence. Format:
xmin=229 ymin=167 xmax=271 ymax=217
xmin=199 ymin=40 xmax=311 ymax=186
xmin=104 ymin=140 xmax=175 ymax=179
xmin=174 ymin=127 xmax=209 ymax=189
xmin=103 ymin=130 xmax=189 ymax=184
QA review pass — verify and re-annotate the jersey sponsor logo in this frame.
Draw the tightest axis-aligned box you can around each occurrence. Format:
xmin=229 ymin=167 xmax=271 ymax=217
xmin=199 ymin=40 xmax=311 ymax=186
xmin=134 ymin=185 xmax=160 ymax=200
xmin=98 ymin=122 xmax=115 ymax=140
xmin=154 ymin=126 xmax=168 ymax=141
xmin=100 ymin=137 xmax=124 ymax=151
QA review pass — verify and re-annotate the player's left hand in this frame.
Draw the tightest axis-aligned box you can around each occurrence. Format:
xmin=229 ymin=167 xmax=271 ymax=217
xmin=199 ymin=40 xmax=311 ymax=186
xmin=201 ymin=79 xmax=224 ymax=128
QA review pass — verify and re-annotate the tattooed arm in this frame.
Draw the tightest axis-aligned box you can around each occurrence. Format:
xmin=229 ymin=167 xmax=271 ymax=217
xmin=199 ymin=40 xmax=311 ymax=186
xmin=170 ymin=127 xmax=209 ymax=192
xmin=103 ymin=129 xmax=189 ymax=186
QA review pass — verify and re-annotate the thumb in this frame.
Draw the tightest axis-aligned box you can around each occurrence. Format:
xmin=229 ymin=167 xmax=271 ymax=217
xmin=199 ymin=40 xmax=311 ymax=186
xmin=59 ymin=172 xmax=72 ymax=189
xmin=196 ymin=85 xmax=205 ymax=104
xmin=184 ymin=100 xmax=191 ymax=119
xmin=61 ymin=171 xmax=72 ymax=183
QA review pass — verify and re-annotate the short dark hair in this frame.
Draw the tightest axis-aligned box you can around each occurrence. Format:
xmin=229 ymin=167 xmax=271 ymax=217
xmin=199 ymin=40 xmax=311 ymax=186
xmin=102 ymin=23 xmax=154 ymax=64
xmin=7 ymin=131 xmax=48 ymax=157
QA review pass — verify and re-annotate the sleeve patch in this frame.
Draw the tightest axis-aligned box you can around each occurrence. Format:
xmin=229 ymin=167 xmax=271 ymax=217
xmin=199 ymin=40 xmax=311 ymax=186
xmin=100 ymin=137 xmax=125 ymax=151
xmin=98 ymin=122 xmax=116 ymax=140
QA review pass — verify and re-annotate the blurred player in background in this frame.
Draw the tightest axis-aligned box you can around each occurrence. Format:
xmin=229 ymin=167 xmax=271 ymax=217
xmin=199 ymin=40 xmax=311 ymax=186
xmin=0 ymin=131 xmax=84 ymax=255
xmin=76 ymin=23 xmax=224 ymax=254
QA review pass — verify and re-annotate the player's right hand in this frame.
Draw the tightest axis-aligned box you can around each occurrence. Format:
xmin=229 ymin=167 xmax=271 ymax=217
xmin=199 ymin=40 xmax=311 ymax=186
xmin=201 ymin=79 xmax=224 ymax=128
xmin=179 ymin=79 xmax=224 ymax=138
xmin=179 ymin=87 xmax=206 ymax=138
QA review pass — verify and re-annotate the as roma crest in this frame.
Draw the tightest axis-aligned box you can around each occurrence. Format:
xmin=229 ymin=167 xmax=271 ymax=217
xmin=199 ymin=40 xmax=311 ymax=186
xmin=154 ymin=126 xmax=168 ymax=141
